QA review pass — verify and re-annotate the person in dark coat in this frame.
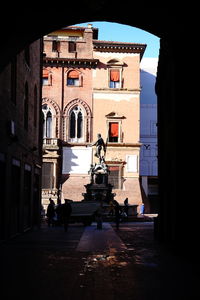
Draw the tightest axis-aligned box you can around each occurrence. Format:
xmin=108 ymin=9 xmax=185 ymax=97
xmin=124 ymin=197 xmax=129 ymax=217
xmin=61 ymin=199 xmax=72 ymax=232
xmin=46 ymin=198 xmax=55 ymax=227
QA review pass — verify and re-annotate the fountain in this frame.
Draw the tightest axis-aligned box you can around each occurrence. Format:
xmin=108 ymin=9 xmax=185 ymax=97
xmin=83 ymin=133 xmax=116 ymax=203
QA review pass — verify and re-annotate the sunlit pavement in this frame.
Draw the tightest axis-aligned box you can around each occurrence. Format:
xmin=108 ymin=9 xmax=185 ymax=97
xmin=1 ymin=222 xmax=199 ymax=300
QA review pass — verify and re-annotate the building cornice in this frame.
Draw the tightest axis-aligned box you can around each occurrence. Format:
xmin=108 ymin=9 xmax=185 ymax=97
xmin=93 ymin=40 xmax=146 ymax=59
xmin=43 ymin=57 xmax=99 ymax=68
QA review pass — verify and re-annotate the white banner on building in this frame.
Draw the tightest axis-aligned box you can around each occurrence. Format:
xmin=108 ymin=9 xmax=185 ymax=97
xmin=62 ymin=147 xmax=92 ymax=174
xmin=126 ymin=154 xmax=138 ymax=172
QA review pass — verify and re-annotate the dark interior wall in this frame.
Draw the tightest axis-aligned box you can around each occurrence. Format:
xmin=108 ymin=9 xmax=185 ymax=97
xmin=0 ymin=3 xmax=197 ymax=252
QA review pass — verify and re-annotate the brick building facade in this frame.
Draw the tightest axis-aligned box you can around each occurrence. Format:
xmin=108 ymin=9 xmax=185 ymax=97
xmin=0 ymin=39 xmax=43 ymax=240
xmin=42 ymin=25 xmax=146 ymax=212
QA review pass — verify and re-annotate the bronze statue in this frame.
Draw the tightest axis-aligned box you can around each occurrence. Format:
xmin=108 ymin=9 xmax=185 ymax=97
xmin=87 ymin=133 xmax=106 ymax=163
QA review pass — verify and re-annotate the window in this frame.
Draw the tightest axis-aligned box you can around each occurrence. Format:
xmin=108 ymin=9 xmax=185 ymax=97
xmin=109 ymin=69 xmax=120 ymax=88
xmin=69 ymin=106 xmax=83 ymax=142
xmin=42 ymin=105 xmax=52 ymax=138
xmin=67 ymin=70 xmax=79 ymax=86
xmin=69 ymin=41 xmax=76 ymax=52
xmin=42 ymin=69 xmax=49 ymax=85
xmin=52 ymin=40 xmax=60 ymax=52
xmin=109 ymin=122 xmax=119 ymax=142
xmin=108 ymin=166 xmax=120 ymax=189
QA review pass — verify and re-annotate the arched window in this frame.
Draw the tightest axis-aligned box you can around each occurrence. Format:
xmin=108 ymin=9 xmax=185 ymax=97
xmin=42 ymin=104 xmax=52 ymax=138
xmin=69 ymin=106 xmax=83 ymax=142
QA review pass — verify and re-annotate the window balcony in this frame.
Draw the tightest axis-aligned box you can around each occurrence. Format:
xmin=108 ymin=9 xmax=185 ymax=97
xmin=43 ymin=138 xmax=60 ymax=150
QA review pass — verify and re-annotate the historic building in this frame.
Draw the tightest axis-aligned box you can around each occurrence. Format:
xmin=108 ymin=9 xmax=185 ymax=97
xmin=42 ymin=25 xmax=146 ymax=211
xmin=140 ymin=58 xmax=158 ymax=213
xmin=0 ymin=39 xmax=43 ymax=240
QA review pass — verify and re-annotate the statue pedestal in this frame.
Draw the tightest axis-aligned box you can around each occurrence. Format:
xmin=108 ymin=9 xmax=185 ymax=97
xmin=82 ymin=164 xmax=115 ymax=203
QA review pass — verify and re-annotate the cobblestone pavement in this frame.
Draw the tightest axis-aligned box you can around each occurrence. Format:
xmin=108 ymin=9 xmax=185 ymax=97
xmin=1 ymin=222 xmax=199 ymax=300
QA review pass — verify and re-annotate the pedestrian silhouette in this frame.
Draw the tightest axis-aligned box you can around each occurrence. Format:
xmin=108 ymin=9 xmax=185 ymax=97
xmin=124 ymin=197 xmax=129 ymax=217
xmin=46 ymin=198 xmax=55 ymax=227
xmin=61 ymin=199 xmax=72 ymax=232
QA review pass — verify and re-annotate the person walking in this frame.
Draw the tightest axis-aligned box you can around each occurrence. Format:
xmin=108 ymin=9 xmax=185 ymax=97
xmin=124 ymin=197 xmax=129 ymax=217
xmin=61 ymin=199 xmax=72 ymax=232
xmin=46 ymin=198 xmax=55 ymax=227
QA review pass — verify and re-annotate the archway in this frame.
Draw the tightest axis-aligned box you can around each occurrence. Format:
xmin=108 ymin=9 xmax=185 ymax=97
xmin=0 ymin=4 xmax=195 ymax=255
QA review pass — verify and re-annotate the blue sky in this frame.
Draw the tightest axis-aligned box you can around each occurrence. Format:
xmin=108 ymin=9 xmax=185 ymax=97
xmin=75 ymin=21 xmax=160 ymax=58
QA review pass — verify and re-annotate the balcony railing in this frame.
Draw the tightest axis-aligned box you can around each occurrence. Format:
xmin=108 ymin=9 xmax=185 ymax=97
xmin=43 ymin=138 xmax=60 ymax=148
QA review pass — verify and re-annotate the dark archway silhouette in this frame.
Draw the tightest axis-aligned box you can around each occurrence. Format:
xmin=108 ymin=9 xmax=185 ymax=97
xmin=0 ymin=3 xmax=197 ymax=256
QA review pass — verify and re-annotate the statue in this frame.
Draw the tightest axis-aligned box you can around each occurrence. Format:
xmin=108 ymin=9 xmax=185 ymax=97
xmin=87 ymin=133 xmax=106 ymax=163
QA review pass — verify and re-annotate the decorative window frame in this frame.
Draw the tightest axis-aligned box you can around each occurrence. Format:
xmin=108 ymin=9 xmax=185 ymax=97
xmin=42 ymin=68 xmax=52 ymax=86
xmin=105 ymin=112 xmax=125 ymax=143
xmin=42 ymin=98 xmax=61 ymax=139
xmin=63 ymin=98 xmax=92 ymax=143
xmin=107 ymin=59 xmax=124 ymax=89
xmin=66 ymin=69 xmax=83 ymax=87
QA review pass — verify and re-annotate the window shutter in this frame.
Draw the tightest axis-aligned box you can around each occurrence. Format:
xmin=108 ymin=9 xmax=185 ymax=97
xmin=43 ymin=69 xmax=49 ymax=78
xmin=109 ymin=122 xmax=118 ymax=137
xmin=68 ymin=70 xmax=79 ymax=79
xmin=110 ymin=69 xmax=120 ymax=82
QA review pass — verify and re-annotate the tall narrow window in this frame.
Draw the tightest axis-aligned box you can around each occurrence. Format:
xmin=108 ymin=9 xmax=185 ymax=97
xmin=67 ymin=70 xmax=79 ymax=86
xmin=109 ymin=122 xmax=119 ymax=142
xmin=24 ymin=83 xmax=29 ymax=130
xmin=108 ymin=166 xmax=120 ymax=189
xmin=69 ymin=41 xmax=76 ymax=53
xmin=42 ymin=104 xmax=52 ymax=138
xmin=70 ymin=111 xmax=75 ymax=138
xmin=52 ymin=40 xmax=60 ymax=52
xmin=42 ymin=69 xmax=49 ymax=85
xmin=69 ymin=106 xmax=83 ymax=142
xmin=77 ymin=111 xmax=83 ymax=138
xmin=109 ymin=69 xmax=120 ymax=88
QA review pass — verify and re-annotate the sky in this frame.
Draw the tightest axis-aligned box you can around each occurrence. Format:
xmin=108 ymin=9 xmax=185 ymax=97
xmin=75 ymin=21 xmax=160 ymax=58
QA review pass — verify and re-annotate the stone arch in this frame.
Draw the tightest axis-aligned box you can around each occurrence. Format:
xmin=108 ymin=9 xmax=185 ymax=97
xmin=1 ymin=6 xmax=189 ymax=250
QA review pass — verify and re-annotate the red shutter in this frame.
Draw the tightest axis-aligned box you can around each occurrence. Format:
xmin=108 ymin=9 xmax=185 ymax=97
xmin=109 ymin=122 xmax=118 ymax=137
xmin=68 ymin=70 xmax=79 ymax=79
xmin=43 ymin=69 xmax=49 ymax=78
xmin=110 ymin=69 xmax=120 ymax=82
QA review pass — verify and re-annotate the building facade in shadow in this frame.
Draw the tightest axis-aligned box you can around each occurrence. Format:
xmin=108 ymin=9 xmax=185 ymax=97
xmin=0 ymin=39 xmax=43 ymax=240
